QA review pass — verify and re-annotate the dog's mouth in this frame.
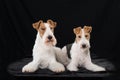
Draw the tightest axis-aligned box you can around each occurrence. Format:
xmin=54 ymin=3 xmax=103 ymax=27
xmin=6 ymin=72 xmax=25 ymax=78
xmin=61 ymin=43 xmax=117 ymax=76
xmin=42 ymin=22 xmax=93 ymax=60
xmin=45 ymin=39 xmax=55 ymax=46
xmin=46 ymin=39 xmax=54 ymax=43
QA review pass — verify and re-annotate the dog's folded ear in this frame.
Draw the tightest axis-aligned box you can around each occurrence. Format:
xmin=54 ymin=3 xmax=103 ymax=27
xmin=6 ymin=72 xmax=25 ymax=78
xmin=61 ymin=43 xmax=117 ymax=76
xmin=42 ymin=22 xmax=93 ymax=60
xmin=47 ymin=19 xmax=57 ymax=28
xmin=32 ymin=20 xmax=43 ymax=30
xmin=73 ymin=27 xmax=82 ymax=34
xmin=84 ymin=26 xmax=92 ymax=33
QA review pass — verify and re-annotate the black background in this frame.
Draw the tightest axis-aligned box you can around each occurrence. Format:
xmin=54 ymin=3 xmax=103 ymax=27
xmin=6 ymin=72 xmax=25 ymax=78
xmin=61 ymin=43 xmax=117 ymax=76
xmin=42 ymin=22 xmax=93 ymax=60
xmin=1 ymin=0 xmax=120 ymax=80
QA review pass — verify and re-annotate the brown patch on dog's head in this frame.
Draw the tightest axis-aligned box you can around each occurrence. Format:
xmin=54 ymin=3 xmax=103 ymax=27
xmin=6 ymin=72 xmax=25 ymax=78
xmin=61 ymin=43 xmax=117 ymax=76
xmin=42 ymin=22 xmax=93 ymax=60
xmin=32 ymin=20 xmax=46 ymax=37
xmin=47 ymin=19 xmax=57 ymax=32
xmin=83 ymin=26 xmax=92 ymax=40
xmin=73 ymin=26 xmax=92 ymax=42
xmin=32 ymin=19 xmax=57 ymax=38
xmin=38 ymin=23 xmax=46 ymax=37
xmin=73 ymin=27 xmax=82 ymax=43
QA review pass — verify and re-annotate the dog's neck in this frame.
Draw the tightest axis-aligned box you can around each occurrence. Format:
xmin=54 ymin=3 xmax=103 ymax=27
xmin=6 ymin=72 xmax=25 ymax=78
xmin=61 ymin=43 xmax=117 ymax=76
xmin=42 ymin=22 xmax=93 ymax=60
xmin=34 ymin=32 xmax=53 ymax=50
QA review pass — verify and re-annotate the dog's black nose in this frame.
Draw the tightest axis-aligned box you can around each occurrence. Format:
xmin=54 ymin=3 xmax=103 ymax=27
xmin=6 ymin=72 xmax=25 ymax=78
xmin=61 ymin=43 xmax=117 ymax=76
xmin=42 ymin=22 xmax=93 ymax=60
xmin=82 ymin=44 xmax=86 ymax=48
xmin=48 ymin=35 xmax=52 ymax=40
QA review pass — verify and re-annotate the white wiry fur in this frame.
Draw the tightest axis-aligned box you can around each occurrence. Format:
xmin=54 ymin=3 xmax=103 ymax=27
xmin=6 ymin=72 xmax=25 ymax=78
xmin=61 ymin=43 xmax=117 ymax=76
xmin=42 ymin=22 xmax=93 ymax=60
xmin=62 ymin=28 xmax=106 ymax=72
xmin=22 ymin=23 xmax=65 ymax=73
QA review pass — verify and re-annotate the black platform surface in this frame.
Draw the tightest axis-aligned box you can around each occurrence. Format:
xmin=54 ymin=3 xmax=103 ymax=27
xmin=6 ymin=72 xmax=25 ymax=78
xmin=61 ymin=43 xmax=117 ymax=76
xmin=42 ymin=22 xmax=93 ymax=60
xmin=8 ymin=53 xmax=116 ymax=77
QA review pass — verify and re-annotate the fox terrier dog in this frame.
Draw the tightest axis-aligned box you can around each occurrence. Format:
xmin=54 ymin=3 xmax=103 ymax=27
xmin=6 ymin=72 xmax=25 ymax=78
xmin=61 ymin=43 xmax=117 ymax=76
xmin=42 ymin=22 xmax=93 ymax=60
xmin=62 ymin=26 xmax=106 ymax=72
xmin=22 ymin=19 xmax=65 ymax=73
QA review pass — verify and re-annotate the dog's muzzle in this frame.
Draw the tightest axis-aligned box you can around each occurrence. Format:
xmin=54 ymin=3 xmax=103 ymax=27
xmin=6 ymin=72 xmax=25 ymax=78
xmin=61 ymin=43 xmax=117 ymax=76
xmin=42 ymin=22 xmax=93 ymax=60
xmin=45 ymin=35 xmax=56 ymax=46
xmin=47 ymin=35 xmax=54 ymax=42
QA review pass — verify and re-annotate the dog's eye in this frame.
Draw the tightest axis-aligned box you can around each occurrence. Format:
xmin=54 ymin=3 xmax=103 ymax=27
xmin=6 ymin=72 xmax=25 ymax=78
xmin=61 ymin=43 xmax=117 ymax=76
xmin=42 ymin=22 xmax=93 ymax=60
xmin=41 ymin=28 xmax=45 ymax=30
xmin=85 ymin=35 xmax=88 ymax=37
xmin=78 ymin=36 xmax=81 ymax=38
xmin=50 ymin=27 xmax=53 ymax=30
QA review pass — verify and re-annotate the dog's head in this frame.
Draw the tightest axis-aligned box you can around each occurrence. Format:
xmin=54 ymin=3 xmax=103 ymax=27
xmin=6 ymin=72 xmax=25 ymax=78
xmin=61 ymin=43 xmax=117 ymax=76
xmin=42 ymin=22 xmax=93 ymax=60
xmin=73 ymin=26 xmax=92 ymax=49
xmin=32 ymin=19 xmax=57 ymax=46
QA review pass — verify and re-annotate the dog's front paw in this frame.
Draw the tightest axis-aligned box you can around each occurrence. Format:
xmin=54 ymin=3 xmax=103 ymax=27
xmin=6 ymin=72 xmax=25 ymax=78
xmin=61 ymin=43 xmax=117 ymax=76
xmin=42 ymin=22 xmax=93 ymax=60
xmin=92 ymin=67 xmax=106 ymax=72
xmin=67 ymin=65 xmax=78 ymax=71
xmin=50 ymin=63 xmax=65 ymax=73
xmin=22 ymin=63 xmax=37 ymax=73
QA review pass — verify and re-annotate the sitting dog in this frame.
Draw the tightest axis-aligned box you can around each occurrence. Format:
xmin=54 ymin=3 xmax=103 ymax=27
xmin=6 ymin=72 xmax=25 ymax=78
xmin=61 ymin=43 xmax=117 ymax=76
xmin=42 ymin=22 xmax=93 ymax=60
xmin=62 ymin=26 xmax=106 ymax=72
xmin=22 ymin=19 xmax=65 ymax=73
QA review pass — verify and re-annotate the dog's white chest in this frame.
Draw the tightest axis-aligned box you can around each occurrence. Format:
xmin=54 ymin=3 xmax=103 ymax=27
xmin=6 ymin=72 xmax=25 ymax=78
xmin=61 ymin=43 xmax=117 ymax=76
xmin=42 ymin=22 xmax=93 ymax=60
xmin=70 ymin=43 xmax=89 ymax=66
xmin=38 ymin=49 xmax=56 ymax=68
xmin=71 ymin=49 xmax=88 ymax=65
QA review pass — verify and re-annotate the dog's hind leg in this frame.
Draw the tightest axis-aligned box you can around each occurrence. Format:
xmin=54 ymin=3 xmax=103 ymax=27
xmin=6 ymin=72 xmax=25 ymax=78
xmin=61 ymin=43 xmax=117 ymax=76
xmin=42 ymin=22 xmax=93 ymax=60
xmin=54 ymin=47 xmax=70 ymax=66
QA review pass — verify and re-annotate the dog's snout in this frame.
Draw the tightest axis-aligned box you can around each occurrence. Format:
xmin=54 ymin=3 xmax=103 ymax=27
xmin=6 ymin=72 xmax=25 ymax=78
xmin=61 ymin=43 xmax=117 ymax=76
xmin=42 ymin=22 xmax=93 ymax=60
xmin=48 ymin=35 xmax=52 ymax=40
xmin=82 ymin=44 xmax=87 ymax=48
